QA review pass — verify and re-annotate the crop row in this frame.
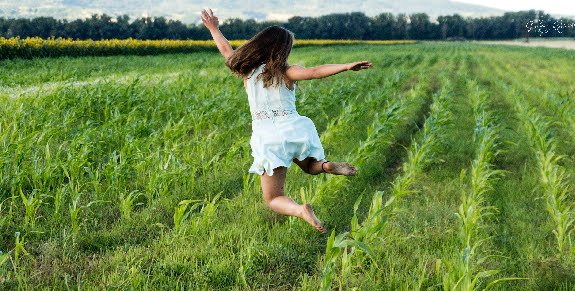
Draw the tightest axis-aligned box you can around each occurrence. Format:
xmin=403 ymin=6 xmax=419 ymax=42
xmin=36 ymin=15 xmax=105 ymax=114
xmin=315 ymin=55 xmax=430 ymax=202
xmin=437 ymin=78 xmax=516 ymax=289
xmin=318 ymin=56 xmax=454 ymax=290
xmin=489 ymin=53 xmax=574 ymax=157
xmin=459 ymin=51 xmax=575 ymax=288
xmin=487 ymin=55 xmax=575 ymax=260
xmin=514 ymin=97 xmax=575 ymax=258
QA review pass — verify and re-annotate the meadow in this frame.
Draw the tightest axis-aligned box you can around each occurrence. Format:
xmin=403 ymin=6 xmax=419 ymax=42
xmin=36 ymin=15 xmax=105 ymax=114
xmin=0 ymin=42 xmax=574 ymax=289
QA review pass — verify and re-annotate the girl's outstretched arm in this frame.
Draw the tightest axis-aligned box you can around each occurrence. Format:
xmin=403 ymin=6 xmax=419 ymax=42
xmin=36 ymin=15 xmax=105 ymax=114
xmin=201 ymin=8 xmax=234 ymax=60
xmin=286 ymin=61 xmax=373 ymax=81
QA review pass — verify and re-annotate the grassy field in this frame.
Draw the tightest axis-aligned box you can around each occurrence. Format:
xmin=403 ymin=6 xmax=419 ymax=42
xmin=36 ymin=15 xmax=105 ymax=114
xmin=0 ymin=43 xmax=574 ymax=290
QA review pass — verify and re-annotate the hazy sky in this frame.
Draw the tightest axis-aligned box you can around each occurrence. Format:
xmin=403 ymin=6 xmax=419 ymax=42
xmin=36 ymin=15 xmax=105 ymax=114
xmin=455 ymin=0 xmax=575 ymax=15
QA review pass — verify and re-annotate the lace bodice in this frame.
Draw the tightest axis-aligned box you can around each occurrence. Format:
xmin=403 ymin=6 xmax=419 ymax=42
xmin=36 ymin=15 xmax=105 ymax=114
xmin=245 ymin=64 xmax=298 ymax=121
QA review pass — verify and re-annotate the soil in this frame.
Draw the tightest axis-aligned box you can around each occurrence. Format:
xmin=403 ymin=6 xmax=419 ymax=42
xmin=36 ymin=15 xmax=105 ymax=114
xmin=477 ymin=39 xmax=575 ymax=50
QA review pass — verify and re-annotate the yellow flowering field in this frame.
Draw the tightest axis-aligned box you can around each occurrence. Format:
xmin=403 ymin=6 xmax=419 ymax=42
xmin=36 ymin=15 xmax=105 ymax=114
xmin=0 ymin=37 xmax=416 ymax=59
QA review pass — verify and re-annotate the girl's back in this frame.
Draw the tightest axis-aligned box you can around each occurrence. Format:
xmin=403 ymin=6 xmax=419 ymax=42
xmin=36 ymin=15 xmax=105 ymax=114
xmin=246 ymin=64 xmax=298 ymax=122
xmin=245 ymin=63 xmax=324 ymax=176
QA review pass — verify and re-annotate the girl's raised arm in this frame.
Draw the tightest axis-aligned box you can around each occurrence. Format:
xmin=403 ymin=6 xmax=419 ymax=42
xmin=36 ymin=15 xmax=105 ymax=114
xmin=201 ymin=8 xmax=234 ymax=60
xmin=286 ymin=61 xmax=372 ymax=81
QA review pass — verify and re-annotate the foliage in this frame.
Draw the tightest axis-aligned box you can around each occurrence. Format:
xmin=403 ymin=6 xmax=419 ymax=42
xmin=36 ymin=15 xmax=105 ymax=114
xmin=0 ymin=10 xmax=573 ymax=41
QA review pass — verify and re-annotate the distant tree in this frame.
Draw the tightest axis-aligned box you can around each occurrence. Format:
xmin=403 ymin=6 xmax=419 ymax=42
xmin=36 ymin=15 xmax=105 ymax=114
xmin=6 ymin=18 xmax=31 ymax=38
xmin=393 ymin=14 xmax=409 ymax=39
xmin=64 ymin=19 xmax=89 ymax=39
xmin=512 ymin=10 xmax=537 ymax=41
xmin=82 ymin=14 xmax=118 ymax=39
xmin=315 ymin=14 xmax=341 ymax=38
xmin=85 ymin=14 xmax=101 ymax=39
xmin=370 ymin=13 xmax=395 ymax=40
xmin=165 ymin=19 xmax=189 ymax=39
xmin=343 ymin=12 xmax=371 ymax=39
xmin=29 ymin=17 xmax=59 ymax=38
xmin=0 ymin=18 xmax=8 ymax=37
xmin=465 ymin=18 xmax=477 ymax=39
xmin=153 ymin=17 xmax=169 ymax=39
xmin=115 ymin=15 xmax=132 ymax=39
xmin=408 ymin=13 xmax=432 ymax=40
xmin=438 ymin=14 xmax=466 ymax=39
xmin=189 ymin=23 xmax=211 ymax=40
xmin=553 ymin=17 xmax=573 ymax=39
xmin=535 ymin=10 xmax=554 ymax=37
xmin=473 ymin=17 xmax=497 ymax=39
xmin=307 ymin=13 xmax=370 ymax=39
xmin=131 ymin=17 xmax=164 ymax=39
xmin=101 ymin=14 xmax=121 ymax=39
xmin=496 ymin=12 xmax=518 ymax=39
xmin=220 ymin=18 xmax=259 ymax=39
xmin=286 ymin=16 xmax=318 ymax=39
xmin=568 ymin=19 xmax=575 ymax=40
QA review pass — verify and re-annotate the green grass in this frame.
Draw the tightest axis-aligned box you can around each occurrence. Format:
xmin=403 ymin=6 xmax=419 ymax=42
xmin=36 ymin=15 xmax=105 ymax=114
xmin=0 ymin=43 xmax=574 ymax=290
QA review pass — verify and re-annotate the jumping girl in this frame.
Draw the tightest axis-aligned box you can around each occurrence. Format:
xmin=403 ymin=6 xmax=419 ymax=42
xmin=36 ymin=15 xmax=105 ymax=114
xmin=201 ymin=8 xmax=372 ymax=233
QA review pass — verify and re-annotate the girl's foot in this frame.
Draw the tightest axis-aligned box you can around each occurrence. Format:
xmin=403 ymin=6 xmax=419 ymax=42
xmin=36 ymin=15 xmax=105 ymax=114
xmin=324 ymin=162 xmax=357 ymax=176
xmin=301 ymin=204 xmax=326 ymax=234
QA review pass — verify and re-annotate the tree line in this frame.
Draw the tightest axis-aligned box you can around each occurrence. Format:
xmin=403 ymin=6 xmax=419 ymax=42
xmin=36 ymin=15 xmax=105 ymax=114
xmin=1 ymin=10 xmax=573 ymax=40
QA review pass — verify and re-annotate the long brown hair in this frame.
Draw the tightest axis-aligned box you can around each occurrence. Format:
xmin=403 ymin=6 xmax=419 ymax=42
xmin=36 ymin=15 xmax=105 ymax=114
xmin=226 ymin=26 xmax=294 ymax=88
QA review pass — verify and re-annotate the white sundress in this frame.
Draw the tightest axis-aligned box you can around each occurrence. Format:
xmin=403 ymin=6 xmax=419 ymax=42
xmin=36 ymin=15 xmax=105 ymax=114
xmin=246 ymin=64 xmax=326 ymax=176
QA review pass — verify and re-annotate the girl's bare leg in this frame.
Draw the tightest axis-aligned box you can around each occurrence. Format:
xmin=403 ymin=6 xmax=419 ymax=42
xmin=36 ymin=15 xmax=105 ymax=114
xmin=260 ymin=167 xmax=326 ymax=233
xmin=293 ymin=157 xmax=357 ymax=176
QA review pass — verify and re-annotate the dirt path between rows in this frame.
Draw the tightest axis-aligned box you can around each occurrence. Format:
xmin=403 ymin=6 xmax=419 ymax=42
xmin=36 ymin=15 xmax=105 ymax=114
xmin=478 ymin=40 xmax=575 ymax=50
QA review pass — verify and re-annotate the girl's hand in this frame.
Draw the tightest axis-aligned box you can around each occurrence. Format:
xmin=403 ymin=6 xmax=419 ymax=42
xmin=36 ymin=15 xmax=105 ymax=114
xmin=201 ymin=8 xmax=219 ymax=31
xmin=347 ymin=61 xmax=373 ymax=71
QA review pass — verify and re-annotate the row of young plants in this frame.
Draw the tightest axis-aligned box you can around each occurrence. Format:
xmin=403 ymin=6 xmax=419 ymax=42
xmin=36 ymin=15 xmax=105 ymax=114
xmin=312 ymin=54 xmax=432 ymax=204
xmin=372 ymin=69 xmax=454 ymax=289
xmin=318 ymin=83 xmax=427 ymax=290
xmin=324 ymin=49 xmax=536 ymax=290
xmin=479 ymin=54 xmax=575 ymax=269
xmin=485 ymin=54 xmax=575 ymax=261
xmin=541 ymin=90 xmax=575 ymax=146
xmin=465 ymin=51 xmax=575 ymax=288
xmin=512 ymin=95 xmax=575 ymax=259
xmin=492 ymin=54 xmax=575 ymax=155
xmin=316 ymin=55 xmax=457 ymax=290
xmin=436 ymin=77 xmax=523 ymax=289
xmin=289 ymin=53 xmax=438 ymax=289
